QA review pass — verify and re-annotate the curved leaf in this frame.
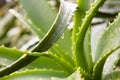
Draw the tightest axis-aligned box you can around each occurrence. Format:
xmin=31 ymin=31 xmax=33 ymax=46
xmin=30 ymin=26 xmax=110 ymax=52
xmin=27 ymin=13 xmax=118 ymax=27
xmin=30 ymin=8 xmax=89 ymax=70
xmin=94 ymin=13 xmax=120 ymax=62
xmin=92 ymin=13 xmax=120 ymax=80
xmin=73 ymin=0 xmax=106 ymax=72
xmin=0 ymin=0 xmax=77 ymax=77
xmin=0 ymin=69 xmax=69 ymax=80
xmin=0 ymin=46 xmax=24 ymax=68
xmin=28 ymin=52 xmax=75 ymax=73
xmin=19 ymin=0 xmax=57 ymax=34
xmin=102 ymin=49 xmax=120 ymax=79
xmin=91 ymin=23 xmax=107 ymax=61
xmin=0 ymin=46 xmax=68 ymax=76
xmin=0 ymin=68 xmax=83 ymax=80
xmin=92 ymin=45 xmax=120 ymax=80
xmin=9 ymin=9 xmax=43 ymax=39
xmin=103 ymin=71 xmax=120 ymax=80
xmin=32 ymin=0 xmax=77 ymax=52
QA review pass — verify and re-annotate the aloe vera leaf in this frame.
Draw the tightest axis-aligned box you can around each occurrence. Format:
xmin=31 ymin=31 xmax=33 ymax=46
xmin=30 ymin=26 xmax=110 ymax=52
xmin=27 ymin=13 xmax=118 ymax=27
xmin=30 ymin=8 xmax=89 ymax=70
xmin=51 ymin=44 xmax=75 ymax=67
xmin=56 ymin=29 xmax=73 ymax=56
xmin=19 ymin=0 xmax=57 ymax=35
xmin=83 ymin=27 xmax=93 ymax=73
xmin=0 ymin=68 xmax=84 ymax=80
xmin=0 ymin=48 xmax=71 ymax=77
xmin=0 ymin=46 xmax=63 ymax=72
xmin=0 ymin=46 xmax=23 ymax=67
xmin=32 ymin=0 xmax=76 ymax=52
xmin=26 ymin=56 xmax=63 ymax=70
xmin=10 ymin=0 xmax=74 ymax=58
xmin=92 ymin=45 xmax=120 ymax=80
xmin=102 ymin=49 xmax=120 ymax=79
xmin=0 ymin=0 xmax=76 ymax=77
xmin=18 ymin=0 xmax=74 ymax=56
xmin=0 ymin=69 xmax=69 ymax=80
xmin=9 ymin=9 xmax=43 ymax=39
xmin=94 ymin=14 xmax=120 ymax=62
xmin=103 ymin=71 xmax=120 ymax=80
xmin=73 ymin=0 xmax=94 ymax=41
xmin=28 ymin=52 xmax=75 ymax=73
xmin=91 ymin=23 xmax=107 ymax=61
xmin=93 ymin=14 xmax=120 ymax=80
xmin=73 ymin=0 xmax=106 ymax=72
xmin=77 ymin=0 xmax=94 ymax=10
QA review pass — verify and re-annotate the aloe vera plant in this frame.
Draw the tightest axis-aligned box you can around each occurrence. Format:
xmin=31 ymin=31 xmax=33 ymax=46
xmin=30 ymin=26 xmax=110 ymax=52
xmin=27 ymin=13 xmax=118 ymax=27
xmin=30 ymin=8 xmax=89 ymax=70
xmin=0 ymin=0 xmax=120 ymax=80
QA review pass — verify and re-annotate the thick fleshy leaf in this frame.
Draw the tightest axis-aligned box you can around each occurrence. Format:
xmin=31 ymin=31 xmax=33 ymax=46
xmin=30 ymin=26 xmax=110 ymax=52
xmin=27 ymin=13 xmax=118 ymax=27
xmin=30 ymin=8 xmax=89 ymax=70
xmin=19 ymin=0 xmax=57 ymax=35
xmin=55 ymin=29 xmax=73 ymax=56
xmin=103 ymin=71 xmax=120 ymax=80
xmin=17 ymin=0 xmax=76 ymax=56
xmin=83 ymin=28 xmax=93 ymax=72
xmin=0 ymin=69 xmax=69 ymax=80
xmin=28 ymin=52 xmax=74 ymax=73
xmin=0 ymin=46 xmax=64 ymax=72
xmin=27 ymin=56 xmax=63 ymax=71
xmin=102 ymin=49 xmax=120 ymax=80
xmin=10 ymin=0 xmax=77 ymax=52
xmin=0 ymin=1 xmax=77 ymax=77
xmin=9 ymin=9 xmax=43 ymax=39
xmin=94 ymin=14 xmax=120 ymax=62
xmin=73 ymin=0 xmax=106 ymax=72
xmin=92 ymin=14 xmax=120 ymax=80
xmin=93 ymin=46 xmax=120 ymax=80
xmin=0 ymin=68 xmax=81 ymax=80
xmin=31 ymin=0 xmax=77 ymax=52
xmin=0 ymin=46 xmax=23 ymax=68
xmin=91 ymin=23 xmax=107 ymax=61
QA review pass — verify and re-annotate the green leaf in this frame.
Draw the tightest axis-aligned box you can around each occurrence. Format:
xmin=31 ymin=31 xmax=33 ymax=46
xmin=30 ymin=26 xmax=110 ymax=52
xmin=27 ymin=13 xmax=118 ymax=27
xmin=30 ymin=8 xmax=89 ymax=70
xmin=51 ymin=44 xmax=75 ymax=67
xmin=55 ymin=29 xmax=73 ymax=56
xmin=17 ymin=0 xmax=75 ymax=55
xmin=0 ymin=46 xmax=62 ymax=71
xmin=19 ymin=0 xmax=57 ymax=35
xmin=0 ymin=69 xmax=69 ymax=80
xmin=83 ymin=27 xmax=93 ymax=72
xmin=0 ymin=1 xmax=77 ymax=77
xmin=28 ymin=52 xmax=75 ymax=73
xmin=77 ymin=0 xmax=94 ymax=10
xmin=9 ymin=9 xmax=43 ymax=39
xmin=0 ymin=68 xmax=83 ymax=80
xmin=0 ymin=46 xmax=72 ymax=74
xmin=92 ymin=14 xmax=120 ymax=80
xmin=0 ymin=48 xmax=72 ymax=77
xmin=91 ymin=23 xmax=107 ymax=61
xmin=94 ymin=14 xmax=120 ymax=62
xmin=102 ymin=49 xmax=120 ymax=79
xmin=32 ymin=0 xmax=77 ymax=52
xmin=92 ymin=45 xmax=120 ymax=80
xmin=103 ymin=71 xmax=120 ymax=80
xmin=73 ymin=0 xmax=106 ymax=72
xmin=0 ymin=46 xmax=23 ymax=68
xmin=27 ymin=56 xmax=63 ymax=71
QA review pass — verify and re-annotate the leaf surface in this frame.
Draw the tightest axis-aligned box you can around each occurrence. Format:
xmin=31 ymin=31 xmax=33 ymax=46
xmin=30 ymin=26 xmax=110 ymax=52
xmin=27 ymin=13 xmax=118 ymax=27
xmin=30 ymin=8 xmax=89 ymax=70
xmin=94 ymin=14 xmax=120 ymax=62
xmin=0 ymin=68 xmax=82 ymax=80
xmin=0 ymin=69 xmax=69 ymax=80
xmin=93 ymin=14 xmax=120 ymax=80
xmin=19 ymin=0 xmax=57 ymax=34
